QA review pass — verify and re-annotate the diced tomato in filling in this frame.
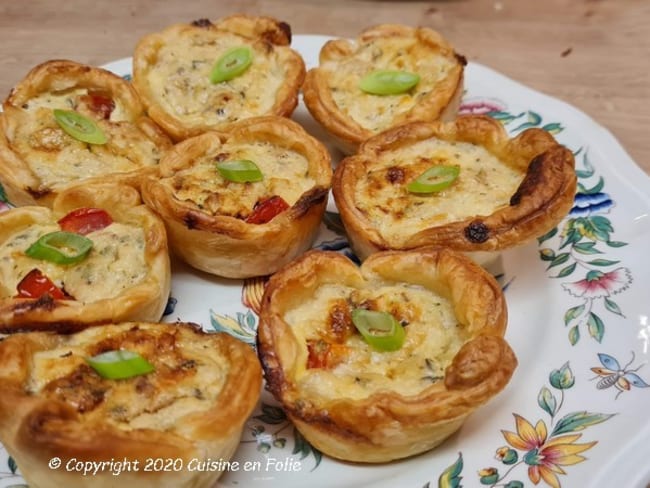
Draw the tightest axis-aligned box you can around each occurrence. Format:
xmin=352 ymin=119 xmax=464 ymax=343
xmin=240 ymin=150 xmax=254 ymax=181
xmin=306 ymin=340 xmax=348 ymax=369
xmin=79 ymin=93 xmax=115 ymax=120
xmin=58 ymin=207 xmax=113 ymax=235
xmin=245 ymin=196 xmax=289 ymax=224
xmin=15 ymin=268 xmax=66 ymax=299
xmin=326 ymin=300 xmax=355 ymax=343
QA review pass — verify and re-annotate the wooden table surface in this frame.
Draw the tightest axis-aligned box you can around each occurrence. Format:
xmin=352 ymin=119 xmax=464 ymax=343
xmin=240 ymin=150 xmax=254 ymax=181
xmin=1 ymin=0 xmax=648 ymax=174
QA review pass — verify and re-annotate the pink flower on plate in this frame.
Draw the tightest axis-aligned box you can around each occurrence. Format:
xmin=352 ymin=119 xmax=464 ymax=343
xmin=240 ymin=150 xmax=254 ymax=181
xmin=562 ymin=268 xmax=632 ymax=299
xmin=459 ymin=97 xmax=506 ymax=115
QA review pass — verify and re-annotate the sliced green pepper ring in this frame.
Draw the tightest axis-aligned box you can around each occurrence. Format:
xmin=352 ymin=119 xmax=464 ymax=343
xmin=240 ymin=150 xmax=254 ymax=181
xmin=407 ymin=164 xmax=460 ymax=194
xmin=359 ymin=70 xmax=420 ymax=95
xmin=85 ymin=350 xmax=155 ymax=380
xmin=25 ymin=231 xmax=93 ymax=265
xmin=216 ymin=159 xmax=263 ymax=183
xmin=210 ymin=46 xmax=253 ymax=84
xmin=351 ymin=309 xmax=405 ymax=352
xmin=53 ymin=109 xmax=107 ymax=145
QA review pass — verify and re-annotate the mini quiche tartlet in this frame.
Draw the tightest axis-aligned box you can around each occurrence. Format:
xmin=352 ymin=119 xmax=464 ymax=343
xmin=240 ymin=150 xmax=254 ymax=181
xmin=257 ymin=249 xmax=517 ymax=463
xmin=0 ymin=59 xmax=172 ymax=208
xmin=0 ymin=183 xmax=171 ymax=333
xmin=333 ymin=115 xmax=577 ymax=260
xmin=141 ymin=116 xmax=332 ymax=279
xmin=302 ymin=24 xmax=466 ymax=154
xmin=0 ymin=321 xmax=262 ymax=488
xmin=132 ymin=14 xmax=305 ymax=141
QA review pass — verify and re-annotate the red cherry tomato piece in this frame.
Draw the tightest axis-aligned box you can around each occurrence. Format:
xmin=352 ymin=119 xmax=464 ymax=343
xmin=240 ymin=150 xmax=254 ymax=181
xmin=58 ymin=207 xmax=113 ymax=235
xmin=16 ymin=268 xmax=66 ymax=299
xmin=80 ymin=93 xmax=115 ymax=120
xmin=245 ymin=196 xmax=289 ymax=224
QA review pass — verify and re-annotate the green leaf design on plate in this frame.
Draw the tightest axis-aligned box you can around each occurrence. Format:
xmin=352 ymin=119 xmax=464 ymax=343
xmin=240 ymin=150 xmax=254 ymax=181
xmin=575 ymin=169 xmax=592 ymax=179
xmin=245 ymin=309 xmax=256 ymax=329
xmin=550 ymin=411 xmax=614 ymax=436
xmin=556 ymin=262 xmax=577 ymax=278
xmin=542 ymin=122 xmax=564 ymax=134
xmin=0 ymin=182 xmax=8 ymax=204
xmin=209 ymin=310 xmax=256 ymax=345
xmin=511 ymin=111 xmax=542 ymax=132
xmin=591 ymin=215 xmax=614 ymax=233
xmin=487 ymin=110 xmax=524 ymax=123
xmin=560 ymin=228 xmax=582 ymax=248
xmin=254 ymin=403 xmax=287 ymax=424
xmin=606 ymin=240 xmax=628 ymax=248
xmin=8 ymin=456 xmax=17 ymax=474
xmin=537 ymin=386 xmax=558 ymax=417
xmin=504 ymin=481 xmax=525 ymax=488
xmin=292 ymin=426 xmax=322 ymax=471
xmin=587 ymin=258 xmax=620 ymax=267
xmin=438 ymin=452 xmax=463 ymax=488
xmin=575 ymin=151 xmax=596 ymax=179
xmin=587 ymin=312 xmax=605 ymax=342
xmin=577 ymin=176 xmax=605 ymax=195
xmin=564 ymin=304 xmax=585 ymax=325
xmin=547 ymin=252 xmax=570 ymax=269
xmin=573 ymin=242 xmax=602 ymax=255
xmin=568 ymin=325 xmax=580 ymax=345
xmin=549 ymin=362 xmax=574 ymax=389
xmin=604 ymin=297 xmax=624 ymax=317
xmin=537 ymin=227 xmax=558 ymax=244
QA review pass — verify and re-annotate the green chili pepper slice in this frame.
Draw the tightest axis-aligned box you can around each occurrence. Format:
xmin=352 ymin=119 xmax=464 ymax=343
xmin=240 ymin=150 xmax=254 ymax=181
xmin=85 ymin=350 xmax=155 ymax=380
xmin=351 ymin=309 xmax=405 ymax=352
xmin=25 ymin=231 xmax=93 ymax=265
xmin=210 ymin=46 xmax=253 ymax=84
xmin=407 ymin=165 xmax=460 ymax=194
xmin=53 ymin=109 xmax=107 ymax=145
xmin=216 ymin=159 xmax=263 ymax=182
xmin=359 ymin=70 xmax=420 ymax=95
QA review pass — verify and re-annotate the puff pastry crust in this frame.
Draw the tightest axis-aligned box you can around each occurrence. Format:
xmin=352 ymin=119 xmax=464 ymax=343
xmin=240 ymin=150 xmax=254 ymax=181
xmin=0 ymin=183 xmax=171 ymax=332
xmin=141 ymin=116 xmax=332 ymax=278
xmin=257 ymin=249 xmax=517 ymax=462
xmin=333 ymin=115 xmax=577 ymax=260
xmin=132 ymin=14 xmax=306 ymax=141
xmin=0 ymin=321 xmax=262 ymax=488
xmin=0 ymin=59 xmax=171 ymax=208
xmin=302 ymin=24 xmax=465 ymax=153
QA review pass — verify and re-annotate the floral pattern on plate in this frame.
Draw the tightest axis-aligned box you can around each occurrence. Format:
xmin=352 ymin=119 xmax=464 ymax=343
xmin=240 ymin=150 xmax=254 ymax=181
xmin=1 ymin=37 xmax=649 ymax=488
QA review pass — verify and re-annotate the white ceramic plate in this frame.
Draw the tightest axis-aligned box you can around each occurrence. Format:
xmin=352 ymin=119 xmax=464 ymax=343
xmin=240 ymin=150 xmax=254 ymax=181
xmin=1 ymin=35 xmax=649 ymax=488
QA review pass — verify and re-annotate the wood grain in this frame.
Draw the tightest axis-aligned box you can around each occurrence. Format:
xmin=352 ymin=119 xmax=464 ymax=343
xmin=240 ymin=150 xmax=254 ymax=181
xmin=0 ymin=0 xmax=648 ymax=173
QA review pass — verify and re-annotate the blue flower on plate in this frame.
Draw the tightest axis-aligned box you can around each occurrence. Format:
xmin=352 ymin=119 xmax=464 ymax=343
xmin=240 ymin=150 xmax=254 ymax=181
xmin=316 ymin=237 xmax=360 ymax=264
xmin=569 ymin=192 xmax=613 ymax=217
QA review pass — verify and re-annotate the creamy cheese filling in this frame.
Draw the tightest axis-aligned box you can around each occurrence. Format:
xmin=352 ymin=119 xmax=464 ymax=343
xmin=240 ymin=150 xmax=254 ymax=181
xmin=27 ymin=325 xmax=229 ymax=433
xmin=24 ymin=88 xmax=130 ymax=121
xmin=0 ymin=222 xmax=148 ymax=301
xmin=147 ymin=32 xmax=285 ymax=126
xmin=324 ymin=37 xmax=456 ymax=132
xmin=284 ymin=282 xmax=466 ymax=400
xmin=11 ymin=89 xmax=163 ymax=189
xmin=354 ymin=139 xmax=525 ymax=243
xmin=164 ymin=140 xmax=315 ymax=218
